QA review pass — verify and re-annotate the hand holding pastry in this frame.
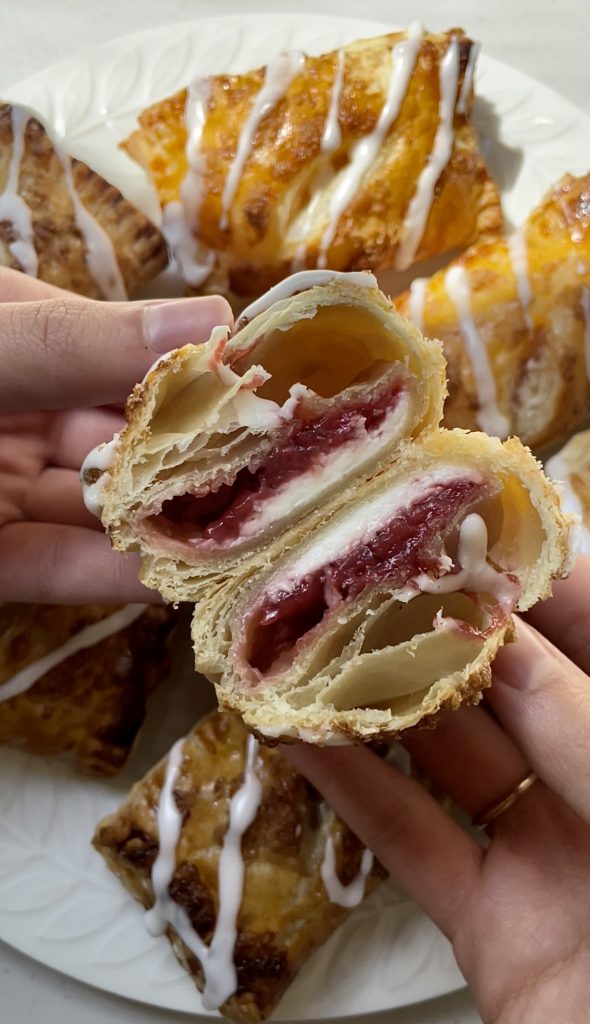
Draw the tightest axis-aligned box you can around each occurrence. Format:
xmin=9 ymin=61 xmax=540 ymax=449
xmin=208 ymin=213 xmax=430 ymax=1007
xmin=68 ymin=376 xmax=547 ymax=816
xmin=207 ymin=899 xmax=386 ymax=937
xmin=287 ymin=557 xmax=590 ymax=1023
xmin=0 ymin=267 xmax=231 ymax=603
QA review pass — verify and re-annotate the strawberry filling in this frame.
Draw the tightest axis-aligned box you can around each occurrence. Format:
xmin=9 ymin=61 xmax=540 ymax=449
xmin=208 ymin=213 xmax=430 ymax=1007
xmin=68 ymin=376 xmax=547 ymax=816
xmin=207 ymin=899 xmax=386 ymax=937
xmin=246 ymin=478 xmax=490 ymax=674
xmin=149 ymin=378 xmax=406 ymax=548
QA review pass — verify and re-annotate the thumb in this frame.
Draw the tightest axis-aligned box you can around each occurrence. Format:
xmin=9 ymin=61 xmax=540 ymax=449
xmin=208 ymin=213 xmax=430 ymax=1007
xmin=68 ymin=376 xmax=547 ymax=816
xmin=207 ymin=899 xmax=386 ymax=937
xmin=0 ymin=293 xmax=233 ymax=412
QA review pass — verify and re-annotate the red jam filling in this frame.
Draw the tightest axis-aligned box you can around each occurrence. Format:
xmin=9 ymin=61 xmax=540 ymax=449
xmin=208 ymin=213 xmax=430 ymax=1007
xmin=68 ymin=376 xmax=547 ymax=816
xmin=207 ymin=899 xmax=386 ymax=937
xmin=149 ymin=379 xmax=405 ymax=548
xmin=246 ymin=478 xmax=487 ymax=674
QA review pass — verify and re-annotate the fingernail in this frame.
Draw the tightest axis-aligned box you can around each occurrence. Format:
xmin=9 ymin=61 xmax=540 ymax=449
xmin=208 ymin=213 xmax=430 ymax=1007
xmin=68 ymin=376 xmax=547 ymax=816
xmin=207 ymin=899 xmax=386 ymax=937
xmin=143 ymin=297 xmax=233 ymax=353
xmin=493 ymin=620 xmax=552 ymax=692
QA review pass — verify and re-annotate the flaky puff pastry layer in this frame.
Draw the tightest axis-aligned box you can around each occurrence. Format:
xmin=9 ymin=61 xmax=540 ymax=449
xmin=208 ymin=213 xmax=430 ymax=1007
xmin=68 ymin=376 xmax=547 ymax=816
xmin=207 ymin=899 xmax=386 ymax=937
xmin=396 ymin=172 xmax=590 ymax=451
xmin=123 ymin=29 xmax=501 ymax=299
xmin=93 ymin=711 xmax=385 ymax=1023
xmin=0 ymin=103 xmax=167 ymax=298
xmin=95 ymin=275 xmax=446 ymax=601
xmin=0 ymin=604 xmax=174 ymax=775
xmin=191 ymin=430 xmax=572 ymax=744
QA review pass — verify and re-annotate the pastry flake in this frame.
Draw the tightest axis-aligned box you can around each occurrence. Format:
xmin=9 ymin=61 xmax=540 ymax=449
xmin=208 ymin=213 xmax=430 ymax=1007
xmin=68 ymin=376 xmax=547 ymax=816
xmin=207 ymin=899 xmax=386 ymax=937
xmin=93 ymin=711 xmax=384 ymax=1023
xmin=0 ymin=102 xmax=168 ymax=299
xmin=397 ymin=172 xmax=590 ymax=450
xmin=86 ymin=271 xmax=573 ymax=743
xmin=0 ymin=603 xmax=174 ymax=775
xmin=122 ymin=27 xmax=502 ymax=299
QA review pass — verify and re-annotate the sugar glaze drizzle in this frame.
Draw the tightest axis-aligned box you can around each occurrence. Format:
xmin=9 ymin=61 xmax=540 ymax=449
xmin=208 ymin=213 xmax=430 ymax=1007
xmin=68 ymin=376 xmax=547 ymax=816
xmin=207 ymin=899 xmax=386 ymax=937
xmin=80 ymin=433 xmax=121 ymax=518
xmin=317 ymin=22 xmax=424 ymax=268
xmin=162 ymin=76 xmax=215 ymax=288
xmin=320 ymin=834 xmax=374 ymax=908
xmin=407 ymin=277 xmax=427 ymax=331
xmin=56 ymin=150 xmax=127 ymax=300
xmin=444 ymin=264 xmax=509 ymax=438
xmin=220 ymin=52 xmax=304 ymax=231
xmin=415 ymin=512 xmax=520 ymax=613
xmin=456 ymin=41 xmax=480 ymax=115
xmin=321 ymin=49 xmax=345 ymax=153
xmin=0 ymin=105 xmax=126 ymax=298
xmin=581 ymin=286 xmax=590 ymax=380
xmin=0 ymin=107 xmax=38 ymax=275
xmin=396 ymin=36 xmax=460 ymax=270
xmin=507 ymin=228 xmax=533 ymax=332
xmin=146 ymin=735 xmax=263 ymax=1010
xmin=0 ymin=604 xmax=146 ymax=704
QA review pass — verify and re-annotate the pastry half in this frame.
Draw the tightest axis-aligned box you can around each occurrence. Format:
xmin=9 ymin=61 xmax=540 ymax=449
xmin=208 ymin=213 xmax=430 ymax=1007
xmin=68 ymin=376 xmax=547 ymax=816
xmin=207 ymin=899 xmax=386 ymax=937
xmin=122 ymin=27 xmax=501 ymax=300
xmin=0 ymin=102 xmax=168 ymax=298
xmin=396 ymin=172 xmax=590 ymax=450
xmin=546 ymin=428 xmax=590 ymax=555
xmin=89 ymin=273 xmax=446 ymax=599
xmin=93 ymin=711 xmax=384 ymax=1023
xmin=192 ymin=429 xmax=572 ymax=743
xmin=0 ymin=603 xmax=174 ymax=775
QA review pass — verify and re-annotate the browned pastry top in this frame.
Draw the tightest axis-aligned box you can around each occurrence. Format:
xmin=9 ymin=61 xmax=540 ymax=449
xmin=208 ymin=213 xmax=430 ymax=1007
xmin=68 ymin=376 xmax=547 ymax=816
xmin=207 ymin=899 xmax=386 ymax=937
xmin=0 ymin=103 xmax=168 ymax=298
xmin=0 ymin=603 xmax=174 ymax=775
xmin=94 ymin=712 xmax=384 ymax=1021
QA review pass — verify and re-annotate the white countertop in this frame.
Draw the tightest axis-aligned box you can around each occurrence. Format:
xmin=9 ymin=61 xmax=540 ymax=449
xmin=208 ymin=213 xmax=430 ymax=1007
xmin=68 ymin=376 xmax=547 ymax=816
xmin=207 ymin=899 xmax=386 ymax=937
xmin=1 ymin=2 xmax=588 ymax=1022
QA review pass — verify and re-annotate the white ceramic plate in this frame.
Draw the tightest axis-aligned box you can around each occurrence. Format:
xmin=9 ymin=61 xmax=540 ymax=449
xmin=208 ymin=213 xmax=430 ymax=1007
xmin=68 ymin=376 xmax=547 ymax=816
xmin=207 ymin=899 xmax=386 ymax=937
xmin=2 ymin=11 xmax=590 ymax=1020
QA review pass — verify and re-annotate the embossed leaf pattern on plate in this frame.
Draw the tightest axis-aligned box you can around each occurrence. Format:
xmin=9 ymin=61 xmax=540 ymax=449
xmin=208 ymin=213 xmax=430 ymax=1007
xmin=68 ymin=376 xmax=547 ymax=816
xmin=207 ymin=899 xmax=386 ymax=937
xmin=1 ymin=12 xmax=590 ymax=1019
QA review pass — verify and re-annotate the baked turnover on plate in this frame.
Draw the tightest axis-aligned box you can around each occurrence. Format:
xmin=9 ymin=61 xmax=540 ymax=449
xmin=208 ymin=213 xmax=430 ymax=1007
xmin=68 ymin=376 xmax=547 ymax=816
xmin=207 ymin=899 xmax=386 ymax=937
xmin=84 ymin=272 xmax=573 ymax=743
xmin=122 ymin=27 xmax=502 ymax=300
xmin=546 ymin=428 xmax=590 ymax=555
xmin=397 ymin=172 xmax=590 ymax=450
xmin=0 ymin=102 xmax=167 ymax=298
xmin=0 ymin=603 xmax=174 ymax=774
xmin=94 ymin=711 xmax=384 ymax=1022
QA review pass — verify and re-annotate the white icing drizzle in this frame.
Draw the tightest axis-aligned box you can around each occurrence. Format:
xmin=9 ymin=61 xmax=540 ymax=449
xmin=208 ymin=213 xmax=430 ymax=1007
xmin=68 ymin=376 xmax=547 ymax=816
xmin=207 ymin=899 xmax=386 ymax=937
xmin=396 ymin=37 xmax=460 ymax=270
xmin=235 ymin=268 xmax=378 ymax=327
xmin=321 ymin=49 xmax=345 ymax=153
xmin=456 ymin=41 xmax=480 ymax=115
xmin=219 ymin=51 xmax=304 ymax=231
xmin=80 ymin=433 xmax=120 ymax=518
xmin=507 ymin=228 xmax=533 ymax=332
xmin=581 ymin=286 xmax=590 ymax=380
xmin=0 ymin=604 xmax=146 ymax=704
xmin=320 ymin=834 xmax=373 ymax=908
xmin=415 ymin=512 xmax=520 ymax=612
xmin=56 ymin=149 xmax=127 ymax=300
xmin=0 ymin=107 xmax=38 ymax=276
xmin=408 ymin=277 xmax=427 ymax=331
xmin=317 ymin=22 xmax=423 ymax=269
xmin=162 ymin=76 xmax=215 ymax=288
xmin=146 ymin=735 xmax=263 ymax=1011
xmin=444 ymin=264 xmax=509 ymax=438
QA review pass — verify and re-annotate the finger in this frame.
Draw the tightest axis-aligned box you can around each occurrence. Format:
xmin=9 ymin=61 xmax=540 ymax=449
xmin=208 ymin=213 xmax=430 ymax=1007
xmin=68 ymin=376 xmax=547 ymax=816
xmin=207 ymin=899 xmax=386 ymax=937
xmin=23 ymin=467 xmax=99 ymax=530
xmin=488 ymin=618 xmax=590 ymax=828
xmin=0 ymin=294 xmax=233 ymax=412
xmin=285 ymin=743 xmax=482 ymax=938
xmin=0 ymin=266 xmax=69 ymax=302
xmin=524 ymin=554 xmax=590 ymax=676
xmin=49 ymin=409 xmax=126 ymax=469
xmin=402 ymin=705 xmax=529 ymax=819
xmin=0 ymin=522 xmax=159 ymax=604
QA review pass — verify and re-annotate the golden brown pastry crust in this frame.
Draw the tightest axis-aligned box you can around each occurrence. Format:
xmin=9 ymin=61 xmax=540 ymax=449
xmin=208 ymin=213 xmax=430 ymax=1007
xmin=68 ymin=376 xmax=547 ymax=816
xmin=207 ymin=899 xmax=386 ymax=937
xmin=0 ymin=604 xmax=174 ymax=775
xmin=190 ymin=429 xmax=572 ymax=745
xmin=0 ymin=103 xmax=168 ymax=297
xmin=123 ymin=29 xmax=502 ymax=299
xmin=396 ymin=172 xmax=590 ymax=451
xmin=93 ymin=711 xmax=385 ymax=1023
